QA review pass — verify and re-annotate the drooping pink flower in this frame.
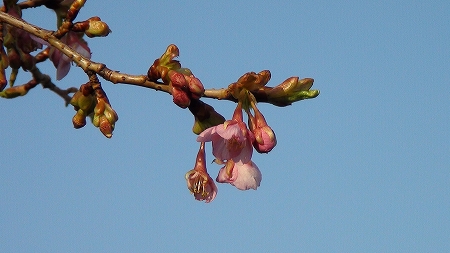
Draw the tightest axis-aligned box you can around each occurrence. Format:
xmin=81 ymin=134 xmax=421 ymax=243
xmin=197 ymin=103 xmax=254 ymax=164
xmin=216 ymin=159 xmax=262 ymax=190
xmin=185 ymin=142 xmax=218 ymax=203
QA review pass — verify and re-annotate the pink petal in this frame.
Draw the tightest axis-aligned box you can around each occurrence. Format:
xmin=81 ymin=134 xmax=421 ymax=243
xmin=231 ymin=139 xmax=253 ymax=165
xmin=216 ymin=122 xmax=242 ymax=140
xmin=231 ymin=162 xmax=262 ymax=190
xmin=211 ymin=135 xmax=232 ymax=160
xmin=196 ymin=126 xmax=215 ymax=142
xmin=75 ymin=44 xmax=91 ymax=59
xmin=56 ymin=58 xmax=71 ymax=80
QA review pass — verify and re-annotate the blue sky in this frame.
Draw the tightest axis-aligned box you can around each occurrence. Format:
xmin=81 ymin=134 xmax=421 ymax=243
xmin=1 ymin=1 xmax=449 ymax=252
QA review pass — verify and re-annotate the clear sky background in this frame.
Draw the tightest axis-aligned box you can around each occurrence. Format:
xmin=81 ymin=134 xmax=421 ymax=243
xmin=1 ymin=1 xmax=449 ymax=252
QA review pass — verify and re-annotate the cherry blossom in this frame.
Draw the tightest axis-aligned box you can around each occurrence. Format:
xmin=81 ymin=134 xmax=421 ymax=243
xmin=216 ymin=159 xmax=262 ymax=190
xmin=197 ymin=103 xmax=254 ymax=164
xmin=185 ymin=142 xmax=218 ymax=203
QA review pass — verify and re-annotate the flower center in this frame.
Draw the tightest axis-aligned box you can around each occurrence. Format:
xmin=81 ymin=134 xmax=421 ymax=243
xmin=226 ymin=135 xmax=244 ymax=153
xmin=192 ymin=175 xmax=209 ymax=197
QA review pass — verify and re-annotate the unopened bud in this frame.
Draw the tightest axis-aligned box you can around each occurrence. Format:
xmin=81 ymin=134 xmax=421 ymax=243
xmin=85 ymin=17 xmax=111 ymax=37
xmin=99 ymin=115 xmax=113 ymax=138
xmin=248 ymin=103 xmax=277 ymax=153
xmin=172 ymin=86 xmax=190 ymax=108
xmin=147 ymin=59 xmax=161 ymax=81
xmin=185 ymin=74 xmax=204 ymax=100
xmin=77 ymin=93 xmax=96 ymax=112
xmin=70 ymin=85 xmax=96 ymax=114
xmin=94 ymin=99 xmax=106 ymax=115
xmin=237 ymin=70 xmax=271 ymax=92
xmin=72 ymin=110 xmax=87 ymax=129
xmin=252 ymin=125 xmax=277 ymax=153
xmin=0 ymin=85 xmax=28 ymax=98
xmin=266 ymin=77 xmax=319 ymax=106
xmin=103 ymin=103 xmax=119 ymax=124
xmin=167 ymin=70 xmax=187 ymax=89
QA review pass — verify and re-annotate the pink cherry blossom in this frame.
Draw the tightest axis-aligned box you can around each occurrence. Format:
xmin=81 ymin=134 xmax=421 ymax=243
xmin=185 ymin=169 xmax=217 ymax=203
xmin=216 ymin=159 xmax=262 ymax=190
xmin=197 ymin=120 xmax=253 ymax=164
xmin=185 ymin=142 xmax=218 ymax=203
xmin=197 ymin=103 xmax=254 ymax=164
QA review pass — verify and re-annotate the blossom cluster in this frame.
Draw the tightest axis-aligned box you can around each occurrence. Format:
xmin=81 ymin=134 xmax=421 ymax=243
xmin=185 ymin=82 xmax=277 ymax=203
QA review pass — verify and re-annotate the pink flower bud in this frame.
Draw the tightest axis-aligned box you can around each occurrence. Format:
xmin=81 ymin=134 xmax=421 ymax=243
xmin=185 ymin=74 xmax=204 ymax=100
xmin=171 ymin=86 xmax=190 ymax=108
xmin=167 ymin=70 xmax=187 ymax=90
xmin=248 ymin=103 xmax=277 ymax=153
xmin=252 ymin=125 xmax=277 ymax=153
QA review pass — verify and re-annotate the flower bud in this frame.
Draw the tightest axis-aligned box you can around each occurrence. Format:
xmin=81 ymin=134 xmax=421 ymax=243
xmin=236 ymin=70 xmax=271 ymax=92
xmin=185 ymin=74 xmax=204 ymax=100
xmin=171 ymin=86 xmax=190 ymax=108
xmin=147 ymin=59 xmax=161 ymax=81
xmin=167 ymin=70 xmax=187 ymax=89
xmin=99 ymin=115 xmax=113 ymax=138
xmin=89 ymin=99 xmax=119 ymax=138
xmin=0 ymin=85 xmax=28 ymax=98
xmin=85 ymin=17 xmax=111 ymax=37
xmin=266 ymin=77 xmax=319 ymax=106
xmin=103 ymin=103 xmax=119 ymax=124
xmin=72 ymin=110 xmax=87 ymax=129
xmin=252 ymin=125 xmax=277 ymax=153
xmin=94 ymin=99 xmax=106 ymax=115
xmin=248 ymin=103 xmax=277 ymax=153
xmin=77 ymin=93 xmax=96 ymax=112
xmin=70 ymin=85 xmax=96 ymax=114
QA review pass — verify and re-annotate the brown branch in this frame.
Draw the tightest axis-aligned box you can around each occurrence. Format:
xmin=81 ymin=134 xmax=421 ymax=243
xmin=30 ymin=66 xmax=77 ymax=105
xmin=0 ymin=11 xmax=170 ymax=89
xmin=0 ymin=11 xmax=318 ymax=106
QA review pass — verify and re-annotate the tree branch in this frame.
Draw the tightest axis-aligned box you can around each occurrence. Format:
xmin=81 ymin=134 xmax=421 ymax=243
xmin=0 ymin=10 xmax=318 ymax=106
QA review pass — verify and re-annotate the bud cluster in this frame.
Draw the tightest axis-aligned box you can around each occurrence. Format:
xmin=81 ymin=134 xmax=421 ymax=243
xmin=147 ymin=44 xmax=205 ymax=108
xmin=70 ymin=82 xmax=118 ymax=138
xmin=0 ymin=6 xmax=43 ymax=90
xmin=92 ymin=99 xmax=118 ymax=138
xmin=70 ymin=83 xmax=96 ymax=129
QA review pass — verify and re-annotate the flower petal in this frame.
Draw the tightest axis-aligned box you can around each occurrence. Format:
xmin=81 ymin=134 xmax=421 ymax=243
xmin=231 ymin=162 xmax=262 ymax=190
xmin=56 ymin=58 xmax=71 ymax=80
xmin=231 ymin=139 xmax=253 ymax=165
xmin=196 ymin=126 xmax=215 ymax=142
